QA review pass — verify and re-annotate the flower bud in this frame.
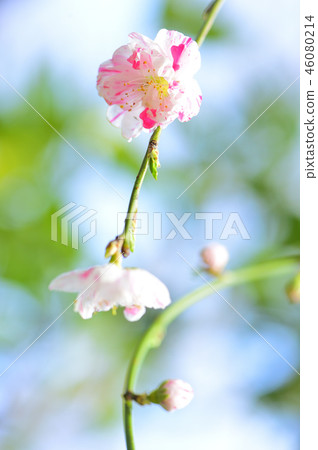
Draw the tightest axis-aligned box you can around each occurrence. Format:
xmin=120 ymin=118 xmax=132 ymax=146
xmin=148 ymin=379 xmax=194 ymax=412
xmin=286 ymin=272 xmax=300 ymax=304
xmin=105 ymin=240 xmax=118 ymax=258
xmin=201 ymin=243 xmax=229 ymax=275
xmin=149 ymin=149 xmax=160 ymax=180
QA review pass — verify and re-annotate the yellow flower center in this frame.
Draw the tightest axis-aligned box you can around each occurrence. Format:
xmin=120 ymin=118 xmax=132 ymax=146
xmin=138 ymin=76 xmax=170 ymax=108
xmin=151 ymin=76 xmax=169 ymax=98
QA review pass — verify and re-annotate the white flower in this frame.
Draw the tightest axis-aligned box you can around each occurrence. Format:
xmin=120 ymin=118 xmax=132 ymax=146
xmin=201 ymin=243 xmax=229 ymax=275
xmin=49 ymin=264 xmax=171 ymax=321
xmin=149 ymin=379 xmax=194 ymax=412
xmin=97 ymin=29 xmax=202 ymax=141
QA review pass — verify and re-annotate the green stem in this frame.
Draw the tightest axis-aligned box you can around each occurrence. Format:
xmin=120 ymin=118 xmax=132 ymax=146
xmin=121 ymin=126 xmax=161 ymax=256
xmin=196 ymin=0 xmax=225 ymax=47
xmin=123 ymin=257 xmax=298 ymax=449
xmin=123 ymin=3 xmax=229 ymax=446
xmin=123 ymin=398 xmax=135 ymax=450
xmin=110 ymin=1 xmax=225 ymax=260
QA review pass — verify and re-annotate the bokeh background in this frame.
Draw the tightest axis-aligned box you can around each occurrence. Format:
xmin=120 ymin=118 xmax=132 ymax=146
xmin=0 ymin=0 xmax=300 ymax=449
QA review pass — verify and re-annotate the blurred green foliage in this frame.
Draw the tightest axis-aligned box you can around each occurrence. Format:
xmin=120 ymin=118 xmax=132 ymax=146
xmin=0 ymin=74 xmax=81 ymax=296
xmin=259 ymin=375 xmax=300 ymax=410
xmin=162 ymin=0 xmax=231 ymax=41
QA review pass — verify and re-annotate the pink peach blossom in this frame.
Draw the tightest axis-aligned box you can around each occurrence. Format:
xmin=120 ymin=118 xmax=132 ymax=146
xmin=97 ymin=29 xmax=202 ymax=141
xmin=151 ymin=379 xmax=194 ymax=412
xmin=201 ymin=243 xmax=229 ymax=275
xmin=49 ymin=264 xmax=171 ymax=321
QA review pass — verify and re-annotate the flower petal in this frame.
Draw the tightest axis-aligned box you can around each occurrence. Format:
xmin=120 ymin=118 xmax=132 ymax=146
xmin=123 ymin=305 xmax=146 ymax=321
xmin=139 ymin=108 xmax=157 ymax=129
xmin=154 ymin=29 xmax=201 ymax=77
xmin=49 ymin=266 xmax=102 ymax=293
xmin=177 ymin=79 xmax=202 ymax=122
xmin=121 ymin=107 xmax=144 ymax=141
xmin=107 ymin=104 xmax=125 ymax=127
xmin=74 ymin=295 xmax=113 ymax=320
xmin=74 ymin=264 xmax=125 ymax=319
xmin=128 ymin=32 xmax=168 ymax=75
xmin=123 ymin=268 xmax=171 ymax=309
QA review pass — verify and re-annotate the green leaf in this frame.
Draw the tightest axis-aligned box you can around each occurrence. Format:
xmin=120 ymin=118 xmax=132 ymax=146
xmin=149 ymin=151 xmax=160 ymax=180
xmin=149 ymin=156 xmax=157 ymax=180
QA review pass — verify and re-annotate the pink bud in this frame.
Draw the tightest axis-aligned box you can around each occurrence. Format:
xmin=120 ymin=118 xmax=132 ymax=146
xmin=286 ymin=272 xmax=300 ymax=304
xmin=201 ymin=243 xmax=229 ymax=275
xmin=149 ymin=379 xmax=194 ymax=412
